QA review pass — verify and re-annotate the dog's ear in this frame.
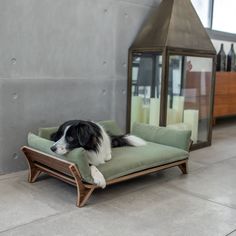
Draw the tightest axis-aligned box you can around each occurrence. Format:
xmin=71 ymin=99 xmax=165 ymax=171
xmin=76 ymin=123 xmax=94 ymax=146
xmin=50 ymin=120 xmax=77 ymax=142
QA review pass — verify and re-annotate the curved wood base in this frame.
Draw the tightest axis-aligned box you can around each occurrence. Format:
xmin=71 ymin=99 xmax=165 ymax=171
xmin=21 ymin=146 xmax=189 ymax=207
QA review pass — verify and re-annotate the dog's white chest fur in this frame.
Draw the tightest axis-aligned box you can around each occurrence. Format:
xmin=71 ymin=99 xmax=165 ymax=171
xmin=86 ymin=125 xmax=111 ymax=189
xmin=87 ymin=125 xmax=112 ymax=166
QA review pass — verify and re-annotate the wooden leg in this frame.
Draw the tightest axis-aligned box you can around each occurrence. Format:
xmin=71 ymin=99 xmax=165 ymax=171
xmin=69 ymin=165 xmax=95 ymax=207
xmin=77 ymin=188 xmax=95 ymax=207
xmin=24 ymin=154 xmax=41 ymax=183
xmin=178 ymin=162 xmax=188 ymax=174
xmin=29 ymin=168 xmax=41 ymax=183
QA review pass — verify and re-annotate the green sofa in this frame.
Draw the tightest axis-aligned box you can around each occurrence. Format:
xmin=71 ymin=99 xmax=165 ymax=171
xmin=22 ymin=121 xmax=191 ymax=207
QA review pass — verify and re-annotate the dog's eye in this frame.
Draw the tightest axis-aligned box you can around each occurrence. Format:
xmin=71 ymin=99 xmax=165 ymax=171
xmin=67 ymin=136 xmax=74 ymax=142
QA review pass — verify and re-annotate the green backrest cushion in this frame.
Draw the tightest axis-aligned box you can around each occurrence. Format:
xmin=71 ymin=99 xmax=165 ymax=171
xmin=38 ymin=120 xmax=123 ymax=140
xmin=131 ymin=122 xmax=191 ymax=151
xmin=98 ymin=120 xmax=123 ymax=135
xmin=27 ymin=132 xmax=94 ymax=184
xmin=38 ymin=127 xmax=58 ymax=140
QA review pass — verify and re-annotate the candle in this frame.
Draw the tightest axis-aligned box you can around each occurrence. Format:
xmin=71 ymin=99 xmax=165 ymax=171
xmin=149 ymin=98 xmax=160 ymax=126
xmin=167 ymin=109 xmax=178 ymax=124
xmin=131 ymin=96 xmax=143 ymax=125
xmin=173 ymin=96 xmax=184 ymax=123
xmin=184 ymin=109 xmax=199 ymax=143
xmin=142 ymin=105 xmax=150 ymax=123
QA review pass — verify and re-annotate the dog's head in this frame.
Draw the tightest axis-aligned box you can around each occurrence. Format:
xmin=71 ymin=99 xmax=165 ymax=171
xmin=50 ymin=120 xmax=101 ymax=155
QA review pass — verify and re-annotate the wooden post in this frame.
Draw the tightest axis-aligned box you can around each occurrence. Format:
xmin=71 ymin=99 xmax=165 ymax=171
xmin=69 ymin=165 xmax=95 ymax=207
xmin=178 ymin=162 xmax=188 ymax=174
xmin=24 ymin=153 xmax=41 ymax=183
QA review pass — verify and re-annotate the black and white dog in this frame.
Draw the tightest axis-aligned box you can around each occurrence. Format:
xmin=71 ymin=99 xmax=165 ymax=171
xmin=50 ymin=120 xmax=146 ymax=188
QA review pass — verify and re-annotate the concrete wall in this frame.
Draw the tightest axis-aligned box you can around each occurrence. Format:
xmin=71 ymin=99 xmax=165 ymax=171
xmin=0 ymin=0 xmax=161 ymax=174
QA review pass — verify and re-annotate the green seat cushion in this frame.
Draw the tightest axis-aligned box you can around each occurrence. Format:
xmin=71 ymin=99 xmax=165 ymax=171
xmin=97 ymin=142 xmax=189 ymax=181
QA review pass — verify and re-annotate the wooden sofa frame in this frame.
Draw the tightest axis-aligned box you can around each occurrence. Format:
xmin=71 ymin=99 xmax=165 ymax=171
xmin=21 ymin=146 xmax=189 ymax=207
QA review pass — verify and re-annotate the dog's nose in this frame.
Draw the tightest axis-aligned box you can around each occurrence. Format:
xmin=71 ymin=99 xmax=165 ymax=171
xmin=50 ymin=146 xmax=57 ymax=152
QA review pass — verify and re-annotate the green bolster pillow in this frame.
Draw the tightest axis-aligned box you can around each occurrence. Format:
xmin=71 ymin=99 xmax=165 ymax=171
xmin=27 ymin=133 xmax=94 ymax=184
xmin=131 ymin=123 xmax=191 ymax=151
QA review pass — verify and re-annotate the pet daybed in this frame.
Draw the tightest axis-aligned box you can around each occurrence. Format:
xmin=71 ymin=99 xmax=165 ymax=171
xmin=21 ymin=121 xmax=192 ymax=207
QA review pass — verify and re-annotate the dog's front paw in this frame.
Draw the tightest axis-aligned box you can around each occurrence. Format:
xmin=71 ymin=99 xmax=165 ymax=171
xmin=90 ymin=165 xmax=106 ymax=189
xmin=105 ymin=153 xmax=112 ymax=161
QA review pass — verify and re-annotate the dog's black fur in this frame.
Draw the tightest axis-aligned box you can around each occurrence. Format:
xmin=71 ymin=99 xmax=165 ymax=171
xmin=50 ymin=120 xmax=132 ymax=153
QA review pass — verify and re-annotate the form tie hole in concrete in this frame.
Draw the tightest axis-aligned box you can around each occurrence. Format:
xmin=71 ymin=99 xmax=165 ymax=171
xmin=13 ymin=153 xmax=19 ymax=160
xmin=124 ymin=12 xmax=128 ymax=18
xmin=104 ymin=9 xmax=108 ymax=14
xmin=103 ymin=61 xmax=107 ymax=65
xmin=11 ymin=58 xmax=16 ymax=65
xmin=12 ymin=93 xmax=18 ymax=100
xmin=102 ymin=89 xmax=106 ymax=95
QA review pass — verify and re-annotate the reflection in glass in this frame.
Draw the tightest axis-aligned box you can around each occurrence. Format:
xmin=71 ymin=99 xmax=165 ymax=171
xmin=131 ymin=53 xmax=162 ymax=127
xmin=167 ymin=56 xmax=213 ymax=144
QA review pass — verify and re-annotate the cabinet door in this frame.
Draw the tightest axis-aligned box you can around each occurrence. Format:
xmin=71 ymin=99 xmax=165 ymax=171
xmin=214 ymin=72 xmax=236 ymax=118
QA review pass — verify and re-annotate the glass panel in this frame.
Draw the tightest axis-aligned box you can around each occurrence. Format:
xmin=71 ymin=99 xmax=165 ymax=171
xmin=130 ymin=53 xmax=162 ymax=128
xmin=212 ymin=0 xmax=236 ymax=34
xmin=167 ymin=55 xmax=213 ymax=144
xmin=191 ymin=0 xmax=211 ymax=28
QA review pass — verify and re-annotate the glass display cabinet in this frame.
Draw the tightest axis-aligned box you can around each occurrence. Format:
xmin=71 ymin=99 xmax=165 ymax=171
xmin=127 ymin=0 xmax=216 ymax=149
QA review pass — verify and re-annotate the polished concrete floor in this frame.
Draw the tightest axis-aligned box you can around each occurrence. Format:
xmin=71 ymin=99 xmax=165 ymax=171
xmin=1 ymin=120 xmax=236 ymax=236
